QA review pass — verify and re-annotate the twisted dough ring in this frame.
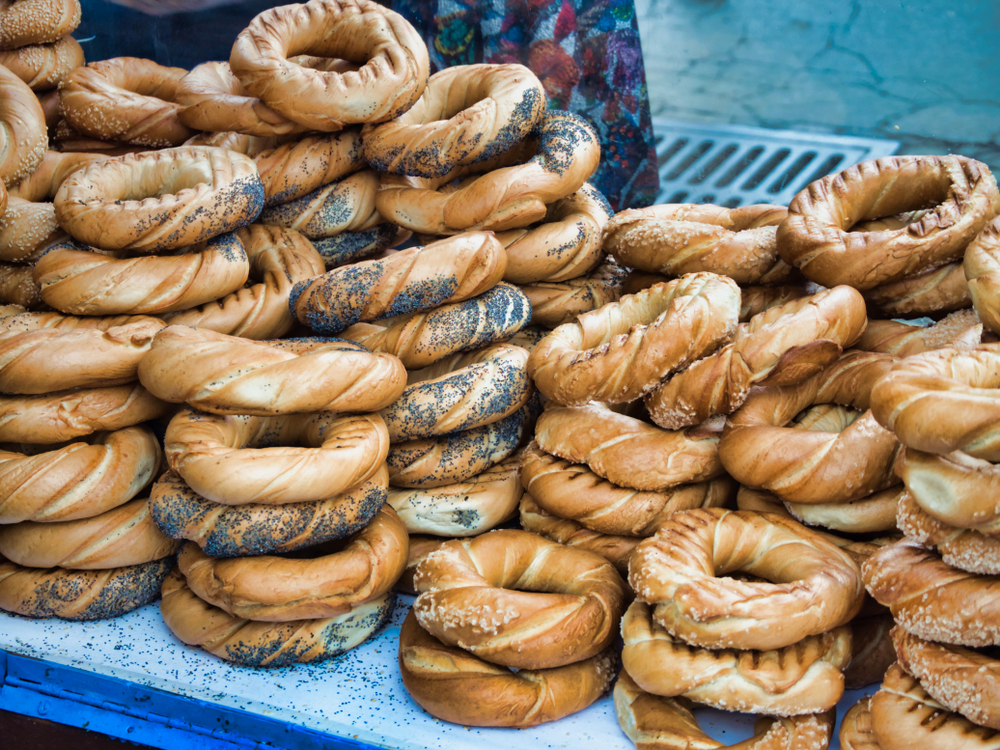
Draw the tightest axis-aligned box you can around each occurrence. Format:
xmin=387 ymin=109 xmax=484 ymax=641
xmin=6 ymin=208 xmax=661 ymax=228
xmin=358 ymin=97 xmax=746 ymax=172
xmin=899 ymin=443 xmax=1000 ymax=531
xmin=290 ymin=231 xmax=506 ymax=334
xmin=777 ymin=155 xmax=1000 ymax=289
xmin=54 ymin=146 xmax=265 ymax=253
xmin=739 ymin=283 xmax=810 ymax=322
xmin=622 ymin=600 xmax=852 ymax=715
xmin=0 ymin=263 xmax=42 ymax=308
xmin=0 ymin=198 xmax=60 ymax=263
xmin=645 ymin=285 xmax=868 ymax=429
xmin=8 ymin=150 xmax=107 ymax=202
xmin=871 ymin=347 xmax=1000 ymax=460
xmin=178 ymin=505 xmax=407 ymax=621
xmin=165 ymin=409 xmax=389 ymax=505
xmin=0 ymin=315 xmax=164 ymax=392
xmin=341 ymin=281 xmax=531 ymax=370
xmin=59 ymin=57 xmax=195 ymax=146
xmin=380 ymin=343 xmax=532 ymax=441
xmin=629 ymin=509 xmax=864 ymax=650
xmin=606 ymin=203 xmax=794 ymax=285
xmin=521 ymin=443 xmax=733 ymax=537
xmin=376 ymin=111 xmax=602 ymax=235
xmin=162 ymin=570 xmax=394 ymax=667
xmin=783 ymin=484 xmax=903 ymax=535
xmin=362 ymin=63 xmax=545 ymax=177
xmin=0 ymin=0 xmax=80 ymax=49
xmin=857 ymin=309 xmax=983 ymax=356
xmin=229 ymin=0 xmax=429 ymax=131
xmin=865 ymin=260 xmax=971 ymax=317
xmin=411 ymin=529 xmax=627 ymax=669
xmin=254 ymin=131 xmax=365 ymax=206
xmin=399 ymin=609 xmax=616 ymax=728
xmin=149 ymin=466 xmax=387 ymax=558
xmin=164 ymin=224 xmax=325 ymax=340
xmin=34 ymin=233 xmax=251 ymax=316
xmin=139 ymin=326 xmax=406 ymax=415
xmin=258 ymin=169 xmax=381 ymax=239
xmin=718 ymin=352 xmax=902 ymax=504
xmin=0 ymin=63 xmax=48 ymax=187
xmin=0 ymin=35 xmax=84 ymax=91
xmin=614 ymin=670 xmax=836 ymax=750
xmin=312 ymin=223 xmax=403 ymax=269
xmin=535 ymin=403 xmax=725 ymax=491
xmin=529 ymin=272 xmax=740 ymax=405
xmin=965 ymin=216 xmax=1000 ymax=334
xmin=520 ymin=257 xmax=628 ymax=328
xmin=897 ymin=489 xmax=1000 ymax=574
xmin=387 ymin=454 xmax=523 ymax=537
xmin=839 ymin=698 xmax=879 ymax=750
xmin=0 ymin=557 xmax=170 ymax=620
xmin=862 ymin=539 xmax=1000 ymax=647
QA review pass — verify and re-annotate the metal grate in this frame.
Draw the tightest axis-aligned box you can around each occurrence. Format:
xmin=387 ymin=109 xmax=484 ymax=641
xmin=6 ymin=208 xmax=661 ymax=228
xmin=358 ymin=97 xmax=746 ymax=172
xmin=652 ymin=118 xmax=900 ymax=207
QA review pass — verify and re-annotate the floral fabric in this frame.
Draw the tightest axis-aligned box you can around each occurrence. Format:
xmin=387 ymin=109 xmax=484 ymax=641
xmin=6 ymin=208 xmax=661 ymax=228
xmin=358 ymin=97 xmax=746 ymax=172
xmin=387 ymin=0 xmax=660 ymax=210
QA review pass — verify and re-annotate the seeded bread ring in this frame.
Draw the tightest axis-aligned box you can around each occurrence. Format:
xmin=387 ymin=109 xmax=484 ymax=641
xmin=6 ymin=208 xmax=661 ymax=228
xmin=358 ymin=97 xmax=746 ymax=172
xmin=54 ymin=146 xmax=264 ymax=253
xmin=0 ymin=35 xmax=83 ymax=91
xmin=8 ymin=150 xmax=108 ymax=202
xmin=897 ymin=489 xmax=1000 ymax=574
xmin=161 ymin=569 xmax=394 ymax=667
xmin=150 ymin=466 xmax=387 ymax=559
xmin=254 ymin=130 xmax=365 ymax=207
xmin=0 ymin=63 xmax=48 ymax=187
xmin=0 ymin=198 xmax=60 ymax=262
xmin=0 ymin=0 xmax=80 ymax=50
xmin=258 ymin=169 xmax=381 ymax=239
xmin=519 ymin=257 xmax=628 ymax=328
xmin=164 ymin=408 xmax=389 ymax=506
xmin=0 ymin=556 xmax=170 ymax=620
xmin=312 ymin=223 xmax=403 ymax=269
xmin=965 ymin=216 xmax=1000 ymax=335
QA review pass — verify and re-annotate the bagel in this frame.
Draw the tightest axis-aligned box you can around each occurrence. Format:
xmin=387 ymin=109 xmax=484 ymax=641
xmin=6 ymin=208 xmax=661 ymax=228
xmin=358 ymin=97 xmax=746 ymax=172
xmin=290 ymin=231 xmax=506 ymax=334
xmin=777 ymin=155 xmax=1000 ymax=289
xmin=605 ymin=203 xmax=794 ymax=285
xmin=362 ymin=63 xmax=546 ymax=177
xmin=897 ymin=486 xmax=1000 ymax=574
xmin=229 ymin=0 xmax=430 ymax=131
xmin=0 ymin=557 xmax=170 ymax=620
xmin=519 ymin=257 xmax=629 ymax=328
xmin=0 ymin=63 xmax=48 ymax=186
xmin=629 ymin=508 xmax=865 ymax=650
xmin=0 ymin=35 xmax=83 ymax=91
xmin=53 ymin=146 xmax=265 ymax=253
xmin=840 ymin=698 xmax=880 ymax=750
xmin=139 ymin=326 xmax=406 ymax=415
xmin=8 ymin=150 xmax=108 ymax=202
xmin=165 ymin=409 xmax=389 ymax=506
xmin=149 ymin=466 xmax=387 ymax=558
xmin=967 ymin=216 xmax=1000 ymax=335
xmin=857 ymin=309 xmax=983 ymax=356
xmin=312 ymin=223 xmax=403 ymax=269
xmin=258 ymin=169 xmax=381 ymax=239
xmin=644 ymin=285 xmax=868 ymax=429
xmin=528 ymin=272 xmax=740 ymax=405
xmin=253 ymin=130 xmax=365 ymax=206
xmin=178 ymin=504 xmax=407 ymax=621
xmin=161 ymin=570 xmax=394 ymax=667
xmin=399 ymin=609 xmax=615 ymax=728
xmin=376 ymin=111 xmax=601 ymax=235
xmin=411 ymin=529 xmax=627 ymax=669
xmin=783 ymin=485 xmax=903 ymax=534
xmin=0 ymin=0 xmax=81 ymax=50
xmin=865 ymin=260 xmax=971 ymax=317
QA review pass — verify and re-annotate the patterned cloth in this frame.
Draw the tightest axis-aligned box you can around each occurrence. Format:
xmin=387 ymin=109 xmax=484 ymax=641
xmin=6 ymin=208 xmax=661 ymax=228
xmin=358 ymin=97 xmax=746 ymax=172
xmin=387 ymin=0 xmax=660 ymax=210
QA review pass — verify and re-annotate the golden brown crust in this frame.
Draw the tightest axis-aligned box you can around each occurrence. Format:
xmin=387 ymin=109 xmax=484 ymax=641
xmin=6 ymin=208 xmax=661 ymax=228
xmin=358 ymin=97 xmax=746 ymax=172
xmin=254 ymin=130 xmax=365 ymax=206
xmin=519 ymin=256 xmax=628 ymax=328
xmin=782 ymin=485 xmax=902 ymax=534
xmin=897 ymin=488 xmax=1000 ymax=574
xmin=0 ymin=35 xmax=83 ymax=91
xmin=0 ymin=63 xmax=48 ymax=187
xmin=857 ymin=310 xmax=983 ymax=356
xmin=0 ymin=262 xmax=41 ymax=308
xmin=843 ymin=615 xmax=896 ymax=690
xmin=0 ymin=0 xmax=81 ymax=50
xmin=839 ymin=698 xmax=881 ymax=750
xmin=739 ymin=284 xmax=811 ymax=323
xmin=8 ymin=150 xmax=107 ymax=202
xmin=0 ymin=197 xmax=61 ymax=262
xmin=967 ymin=216 xmax=1000 ymax=335
xmin=258 ymin=169 xmax=381 ymax=239
xmin=864 ymin=260 xmax=971 ymax=317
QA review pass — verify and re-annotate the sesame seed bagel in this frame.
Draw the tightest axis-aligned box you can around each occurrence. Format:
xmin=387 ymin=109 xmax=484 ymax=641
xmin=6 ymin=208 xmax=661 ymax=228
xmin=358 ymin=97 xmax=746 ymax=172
xmin=161 ymin=569 xmax=394 ymax=667
xmin=897 ymin=488 xmax=1000 ymax=574
xmin=0 ymin=425 xmax=161 ymax=524
xmin=54 ymin=146 xmax=265 ymax=253
xmin=622 ymin=599 xmax=852 ymax=715
xmin=520 ymin=256 xmax=629 ymax=328
xmin=399 ymin=609 xmax=616 ymax=728
xmin=0 ymin=0 xmax=80 ymax=49
xmin=0 ymin=63 xmax=48 ymax=187
xmin=258 ymin=169 xmax=381 ymax=239
xmin=164 ymin=408 xmax=389 ymax=506
xmin=8 ymin=150 xmax=108 ymax=202
xmin=0 ymin=197 xmax=60 ymax=261
xmin=411 ymin=528 xmax=627 ymax=669
xmin=178 ymin=504 xmax=408 ymax=622
xmin=149 ymin=466 xmax=387 ymax=559
xmin=138 ymin=326 xmax=406 ymax=416
xmin=629 ymin=509 xmax=865 ymax=650
xmin=856 ymin=310 xmax=983 ymax=356
xmin=0 ymin=35 xmax=83 ymax=91
xmin=528 ymin=272 xmax=740 ymax=405
xmin=0 ymin=556 xmax=170 ymax=620
xmin=254 ymin=130 xmax=365 ymax=207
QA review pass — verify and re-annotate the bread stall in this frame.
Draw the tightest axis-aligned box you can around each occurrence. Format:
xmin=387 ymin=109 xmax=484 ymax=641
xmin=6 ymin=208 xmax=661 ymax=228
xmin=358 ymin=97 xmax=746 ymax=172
xmin=0 ymin=1 xmax=998 ymax=748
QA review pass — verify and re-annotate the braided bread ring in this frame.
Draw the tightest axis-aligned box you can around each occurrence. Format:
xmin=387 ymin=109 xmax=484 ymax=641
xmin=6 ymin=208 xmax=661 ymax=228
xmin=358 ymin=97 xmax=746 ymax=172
xmin=719 ymin=352 xmax=901 ymax=504
xmin=777 ymin=155 xmax=1000 ymax=289
xmin=645 ymin=285 xmax=867 ymax=429
xmin=412 ymin=529 xmax=626 ymax=669
xmin=377 ymin=111 xmax=601 ymax=235
xmin=0 ymin=63 xmax=48 ymax=186
xmin=529 ymin=273 xmax=739 ymax=405
xmin=521 ymin=443 xmax=733 ymax=537
xmin=399 ymin=609 xmax=615 ymax=728
xmin=606 ymin=203 xmax=793 ymax=285
xmin=179 ymin=505 xmax=406 ymax=621
xmin=0 ymin=557 xmax=170 ymax=620
xmin=783 ymin=485 xmax=903 ymax=534
xmin=857 ymin=310 xmax=983 ymax=356
xmin=865 ymin=260 xmax=970 ymax=317
xmin=0 ymin=0 xmax=80 ymax=49
xmin=54 ymin=146 xmax=264 ymax=253
xmin=840 ymin=698 xmax=880 ymax=750
xmin=258 ymin=170 xmax=380 ymax=239
xmin=362 ymin=64 xmax=545 ymax=177
xmin=966 ymin=216 xmax=1000 ymax=334
xmin=254 ymin=130 xmax=365 ymax=206
xmin=149 ymin=466 xmax=387 ymax=559
xmin=229 ymin=0 xmax=429 ymax=131
xmin=898 ymin=487 xmax=1000 ymax=574
xmin=520 ymin=257 xmax=628 ymax=328
xmin=312 ymin=224 xmax=402 ymax=269
xmin=162 ymin=570 xmax=394 ymax=667
xmin=630 ymin=509 xmax=864 ymax=650
xmin=8 ymin=150 xmax=107 ymax=202
xmin=0 ymin=35 xmax=83 ymax=91
xmin=139 ymin=327 xmax=406 ymax=416
xmin=164 ymin=224 xmax=324 ymax=340
xmin=622 ymin=600 xmax=851 ymax=715
xmin=35 ymin=233 xmax=250 ymax=316
xmin=614 ymin=670 xmax=836 ymax=750
xmin=387 ymin=454 xmax=523 ymax=537
xmin=739 ymin=283 xmax=810 ymax=322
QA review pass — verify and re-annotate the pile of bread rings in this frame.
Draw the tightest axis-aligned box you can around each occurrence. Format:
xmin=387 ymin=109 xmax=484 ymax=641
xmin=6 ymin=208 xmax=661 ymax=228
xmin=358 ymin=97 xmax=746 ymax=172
xmin=4 ymin=0 xmax=1000 ymax=745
